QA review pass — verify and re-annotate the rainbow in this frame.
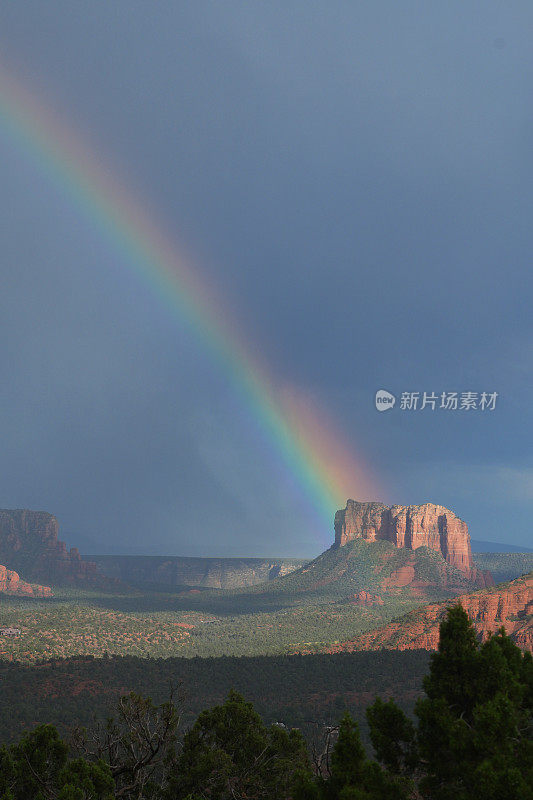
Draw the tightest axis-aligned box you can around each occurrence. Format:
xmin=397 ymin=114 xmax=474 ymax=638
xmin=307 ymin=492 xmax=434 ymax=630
xmin=0 ymin=66 xmax=383 ymax=543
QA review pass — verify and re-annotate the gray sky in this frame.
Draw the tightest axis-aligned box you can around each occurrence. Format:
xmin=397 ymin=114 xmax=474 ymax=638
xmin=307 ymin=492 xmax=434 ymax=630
xmin=0 ymin=2 xmax=532 ymax=555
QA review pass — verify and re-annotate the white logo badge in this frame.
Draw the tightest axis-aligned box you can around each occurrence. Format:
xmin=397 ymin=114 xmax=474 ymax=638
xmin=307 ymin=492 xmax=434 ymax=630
xmin=375 ymin=389 xmax=396 ymax=411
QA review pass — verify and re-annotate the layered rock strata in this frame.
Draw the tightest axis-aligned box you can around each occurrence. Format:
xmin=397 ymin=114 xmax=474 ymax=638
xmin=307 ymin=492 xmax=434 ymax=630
xmin=334 ymin=501 xmax=492 ymax=588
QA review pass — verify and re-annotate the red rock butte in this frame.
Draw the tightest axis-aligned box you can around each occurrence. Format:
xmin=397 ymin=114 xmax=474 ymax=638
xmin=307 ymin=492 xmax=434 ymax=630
xmin=0 ymin=564 xmax=51 ymax=597
xmin=334 ymin=500 xmax=489 ymax=585
xmin=0 ymin=509 xmax=117 ymax=588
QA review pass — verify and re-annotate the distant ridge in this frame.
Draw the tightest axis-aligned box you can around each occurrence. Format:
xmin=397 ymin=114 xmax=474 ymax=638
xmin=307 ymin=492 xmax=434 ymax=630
xmin=88 ymin=554 xmax=307 ymax=590
xmin=471 ymin=539 xmax=533 ymax=553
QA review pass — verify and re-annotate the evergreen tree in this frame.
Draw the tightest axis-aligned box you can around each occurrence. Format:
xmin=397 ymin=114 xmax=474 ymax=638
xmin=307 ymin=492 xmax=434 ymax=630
xmin=366 ymin=698 xmax=417 ymax=777
xmin=166 ymin=689 xmax=310 ymax=799
xmin=416 ymin=606 xmax=532 ymax=799
xmin=366 ymin=606 xmax=532 ymax=799
xmin=293 ymin=712 xmax=409 ymax=800
xmin=0 ymin=724 xmax=114 ymax=800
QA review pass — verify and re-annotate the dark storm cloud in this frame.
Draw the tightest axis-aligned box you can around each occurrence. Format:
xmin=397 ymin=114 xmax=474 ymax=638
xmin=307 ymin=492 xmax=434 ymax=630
xmin=0 ymin=1 xmax=532 ymax=553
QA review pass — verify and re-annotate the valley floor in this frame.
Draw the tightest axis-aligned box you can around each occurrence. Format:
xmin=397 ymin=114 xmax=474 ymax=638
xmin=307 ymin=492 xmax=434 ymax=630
xmin=0 ymin=543 xmax=531 ymax=662
xmin=0 ymin=584 xmax=427 ymax=661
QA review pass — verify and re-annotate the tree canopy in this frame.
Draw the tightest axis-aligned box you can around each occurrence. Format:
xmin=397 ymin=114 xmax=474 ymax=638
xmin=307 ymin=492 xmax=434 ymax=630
xmin=0 ymin=605 xmax=531 ymax=799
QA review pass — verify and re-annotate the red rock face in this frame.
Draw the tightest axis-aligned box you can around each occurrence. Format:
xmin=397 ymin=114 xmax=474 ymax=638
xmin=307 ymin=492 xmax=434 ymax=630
xmin=384 ymin=564 xmax=416 ymax=588
xmin=334 ymin=500 xmax=492 ymax=587
xmin=0 ymin=564 xmax=52 ymax=597
xmin=329 ymin=572 xmax=533 ymax=653
xmin=0 ymin=509 xmax=115 ymax=588
xmin=351 ymin=590 xmax=384 ymax=606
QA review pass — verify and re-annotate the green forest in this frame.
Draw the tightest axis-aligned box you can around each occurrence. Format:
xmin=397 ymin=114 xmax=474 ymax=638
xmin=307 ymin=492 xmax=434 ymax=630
xmin=0 ymin=607 xmax=531 ymax=799
xmin=0 ymin=648 xmax=430 ymax=744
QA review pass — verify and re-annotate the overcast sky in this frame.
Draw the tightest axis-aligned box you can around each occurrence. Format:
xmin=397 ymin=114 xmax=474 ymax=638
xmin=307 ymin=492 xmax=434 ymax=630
xmin=0 ymin=2 xmax=532 ymax=556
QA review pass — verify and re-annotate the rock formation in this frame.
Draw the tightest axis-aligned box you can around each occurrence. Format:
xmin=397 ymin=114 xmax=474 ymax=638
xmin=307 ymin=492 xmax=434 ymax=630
xmin=89 ymin=555 xmax=307 ymax=590
xmin=334 ymin=500 xmax=492 ymax=588
xmin=329 ymin=572 xmax=532 ymax=653
xmin=0 ymin=509 xmax=112 ymax=588
xmin=351 ymin=590 xmax=384 ymax=606
xmin=0 ymin=564 xmax=52 ymax=597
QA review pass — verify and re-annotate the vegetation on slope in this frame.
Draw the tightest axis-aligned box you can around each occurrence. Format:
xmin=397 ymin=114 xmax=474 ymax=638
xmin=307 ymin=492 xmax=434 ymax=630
xmin=473 ymin=552 xmax=533 ymax=583
xmin=0 ymin=607 xmax=531 ymax=799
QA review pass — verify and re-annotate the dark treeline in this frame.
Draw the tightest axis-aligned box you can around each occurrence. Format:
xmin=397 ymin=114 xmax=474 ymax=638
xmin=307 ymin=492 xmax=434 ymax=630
xmin=0 ymin=649 xmax=430 ymax=744
xmin=0 ymin=606 xmax=531 ymax=799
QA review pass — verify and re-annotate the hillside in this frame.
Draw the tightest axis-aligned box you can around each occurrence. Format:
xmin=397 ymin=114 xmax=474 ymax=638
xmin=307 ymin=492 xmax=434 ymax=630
xmin=0 ymin=500 xmax=492 ymax=598
xmin=209 ymin=537 xmax=497 ymax=611
xmin=0 ymin=501 xmax=503 ymax=660
xmin=316 ymin=571 xmax=533 ymax=654
xmin=0 ymin=529 xmax=500 ymax=661
xmin=473 ymin=552 xmax=533 ymax=584
xmin=0 ymin=540 xmax=492 ymax=662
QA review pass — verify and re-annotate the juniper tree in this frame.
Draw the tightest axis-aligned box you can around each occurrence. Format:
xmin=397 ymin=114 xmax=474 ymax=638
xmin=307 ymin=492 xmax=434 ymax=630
xmin=366 ymin=605 xmax=533 ymax=800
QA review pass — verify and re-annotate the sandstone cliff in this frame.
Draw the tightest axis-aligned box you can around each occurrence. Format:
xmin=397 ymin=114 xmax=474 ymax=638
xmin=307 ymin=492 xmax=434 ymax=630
xmin=0 ymin=564 xmax=52 ymax=597
xmin=0 ymin=509 xmax=111 ymax=588
xmin=89 ymin=555 xmax=307 ymax=590
xmin=328 ymin=572 xmax=532 ymax=653
xmin=335 ymin=500 xmax=492 ymax=588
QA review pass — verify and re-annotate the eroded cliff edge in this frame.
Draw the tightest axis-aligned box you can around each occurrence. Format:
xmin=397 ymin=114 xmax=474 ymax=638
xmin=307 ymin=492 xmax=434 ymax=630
xmin=334 ymin=500 xmax=493 ymax=588
xmin=0 ymin=509 xmax=110 ymax=587
xmin=327 ymin=572 xmax=533 ymax=653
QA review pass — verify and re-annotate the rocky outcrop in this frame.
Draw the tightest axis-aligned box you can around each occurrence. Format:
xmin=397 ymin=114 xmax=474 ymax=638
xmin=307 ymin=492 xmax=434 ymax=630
xmin=351 ymin=590 xmax=384 ymax=606
xmin=329 ymin=572 xmax=533 ymax=653
xmin=0 ymin=509 xmax=112 ymax=588
xmin=89 ymin=555 xmax=307 ymax=590
xmin=0 ymin=564 xmax=52 ymax=597
xmin=334 ymin=501 xmax=493 ymax=588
